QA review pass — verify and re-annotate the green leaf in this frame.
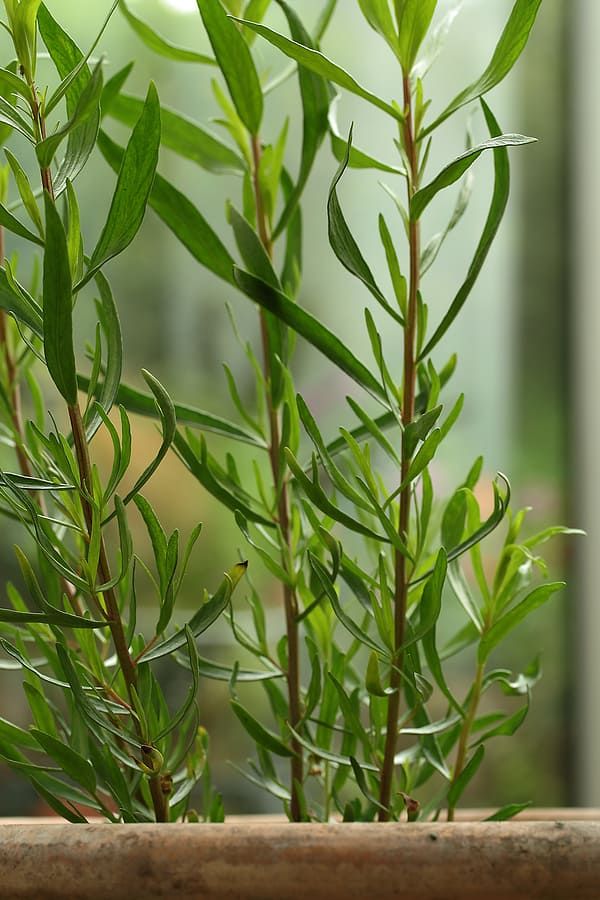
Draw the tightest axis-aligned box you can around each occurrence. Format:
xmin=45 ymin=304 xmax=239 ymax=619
xmin=81 ymin=373 xmax=264 ymax=448
xmin=174 ymin=430 xmax=272 ymax=526
xmin=309 ymin=553 xmax=387 ymax=656
xmin=358 ymin=0 xmax=399 ymax=57
xmin=43 ymin=193 xmax=77 ymax=405
xmin=396 ymin=0 xmax=437 ymax=72
xmin=35 ymin=61 xmax=103 ymax=169
xmin=44 ymin=1 xmax=119 ymax=116
xmin=97 ymin=129 xmax=237 ymax=286
xmin=0 ymin=198 xmax=42 ymax=245
xmin=228 ymin=203 xmax=279 ymax=288
xmin=198 ymin=0 xmax=263 ymax=135
xmin=31 ymin=729 xmax=96 ymax=795
xmin=419 ymin=101 xmax=511 ymax=359
xmin=422 ymin=0 xmax=543 ymax=137
xmin=83 ymin=82 xmax=160 ymax=285
xmin=29 ymin=777 xmax=88 ymax=823
xmin=478 ymin=582 xmax=564 ymax=663
xmin=328 ymin=128 xmax=400 ymax=323
xmin=447 ymin=743 xmax=484 ymax=808
xmin=134 ymin=494 xmax=167 ymax=596
xmin=119 ymin=0 xmax=216 ymax=64
xmin=105 ymin=93 xmax=245 ymax=175
xmin=475 ymin=702 xmax=529 ymax=744
xmin=5 ymin=149 xmax=44 ymax=237
xmin=113 ymin=370 xmax=176 ymax=510
xmin=485 ymin=801 xmax=532 ymax=822
xmin=0 ymin=473 xmax=73 ymax=492
xmin=230 ymin=700 xmax=294 ymax=757
xmin=329 ymin=101 xmax=404 ymax=176
xmin=402 ymin=548 xmax=446 ymax=649
xmin=83 ymin=271 xmax=123 ymax=441
xmin=271 ymin=1 xmax=329 ymax=239
xmin=234 ymin=17 xmax=403 ymax=123
xmin=139 ymin=561 xmax=247 ymax=662
xmin=411 ymin=133 xmax=535 ymax=221
xmin=233 ymin=268 xmax=385 ymax=400
xmin=0 ymin=267 xmax=43 ymax=335
xmin=38 ymin=5 xmax=102 ymax=194
xmin=288 ymin=722 xmax=378 ymax=772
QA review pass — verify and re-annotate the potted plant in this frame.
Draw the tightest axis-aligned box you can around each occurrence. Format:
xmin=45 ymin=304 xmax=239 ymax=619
xmin=0 ymin=0 xmax=597 ymax=898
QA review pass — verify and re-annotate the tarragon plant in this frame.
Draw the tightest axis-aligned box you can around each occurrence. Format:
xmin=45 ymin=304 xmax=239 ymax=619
xmin=0 ymin=2 xmax=246 ymax=823
xmin=0 ymin=0 xmax=577 ymax=826
xmin=96 ymin=0 xmax=578 ymax=824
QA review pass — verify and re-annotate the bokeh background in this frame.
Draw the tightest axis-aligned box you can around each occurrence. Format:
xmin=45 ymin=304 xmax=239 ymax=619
xmin=0 ymin=0 xmax=582 ymax=815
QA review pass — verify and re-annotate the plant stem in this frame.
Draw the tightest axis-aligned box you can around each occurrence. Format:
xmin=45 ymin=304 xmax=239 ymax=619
xmin=447 ymin=660 xmax=485 ymax=821
xmin=378 ymin=74 xmax=421 ymax=821
xmin=0 ymin=224 xmax=34 ymax=480
xmin=251 ymin=134 xmax=303 ymax=821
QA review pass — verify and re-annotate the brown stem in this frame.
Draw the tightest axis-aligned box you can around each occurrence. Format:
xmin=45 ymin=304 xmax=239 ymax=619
xmin=251 ymin=134 xmax=303 ymax=821
xmin=447 ymin=661 xmax=484 ymax=821
xmin=378 ymin=74 xmax=421 ymax=821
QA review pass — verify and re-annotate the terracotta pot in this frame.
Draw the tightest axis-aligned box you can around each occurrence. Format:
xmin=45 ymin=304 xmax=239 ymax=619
xmin=0 ymin=810 xmax=598 ymax=899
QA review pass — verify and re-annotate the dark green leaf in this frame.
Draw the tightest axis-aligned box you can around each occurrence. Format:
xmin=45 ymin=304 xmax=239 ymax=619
xmin=199 ymin=0 xmax=263 ymax=135
xmin=234 ymin=268 xmax=385 ymax=400
xmin=230 ymin=699 xmax=294 ymax=757
xmin=0 ymin=200 xmax=43 ymax=245
xmin=31 ymin=729 xmax=96 ymax=794
xmin=98 ymin=129 xmax=237 ymax=285
xmin=83 ymin=82 xmax=160 ymax=285
xmin=43 ymin=193 xmax=77 ymax=404
xmin=83 ymin=271 xmax=123 ymax=441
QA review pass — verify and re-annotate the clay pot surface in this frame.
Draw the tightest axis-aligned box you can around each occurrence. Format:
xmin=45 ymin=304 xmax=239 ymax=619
xmin=0 ymin=811 xmax=598 ymax=900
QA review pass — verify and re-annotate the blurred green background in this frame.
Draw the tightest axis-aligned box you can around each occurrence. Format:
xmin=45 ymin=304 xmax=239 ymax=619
xmin=0 ymin=0 xmax=571 ymax=815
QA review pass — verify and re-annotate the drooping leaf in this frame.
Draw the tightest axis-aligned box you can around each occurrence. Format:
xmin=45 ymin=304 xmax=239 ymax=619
xmin=411 ymin=133 xmax=535 ymax=221
xmin=234 ymin=267 xmax=385 ymax=400
xmin=328 ymin=128 xmax=400 ymax=323
xmin=234 ymin=16 xmax=403 ymax=123
xmin=422 ymin=0 xmax=543 ymax=136
xmin=105 ymin=93 xmax=245 ymax=175
xmin=120 ymin=0 xmax=216 ymax=65
xmin=419 ymin=101 xmax=511 ymax=359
